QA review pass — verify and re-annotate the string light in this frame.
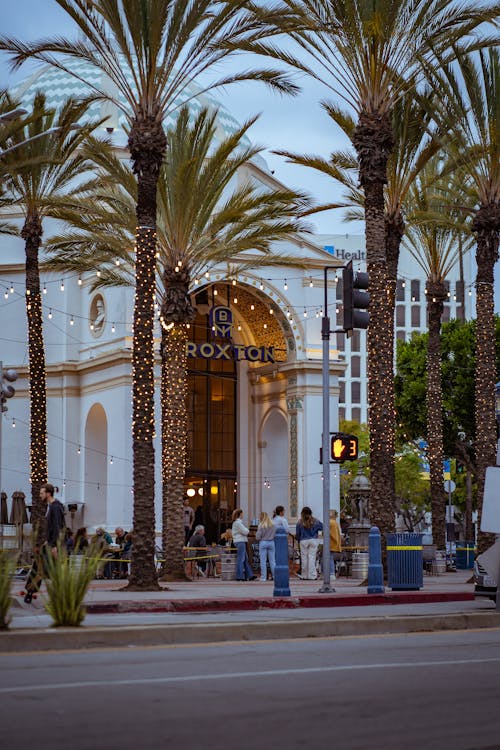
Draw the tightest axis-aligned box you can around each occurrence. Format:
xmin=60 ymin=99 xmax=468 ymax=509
xmin=11 ymin=418 xmax=16 ymax=428
xmin=77 ymin=446 xmax=81 ymax=455
xmin=9 ymin=283 xmax=14 ymax=294
xmin=48 ymin=309 xmax=53 ymax=320
xmin=205 ymin=271 xmax=210 ymax=279
xmin=69 ymin=316 xmax=74 ymax=326
xmin=78 ymin=277 xmax=82 ymax=286
xmin=233 ymin=297 xmax=238 ymax=304
xmin=232 ymin=279 xmax=237 ymax=286
xmin=309 ymin=277 xmax=313 ymax=287
xmin=3 ymin=290 xmax=7 ymax=300
xmin=115 ymin=259 xmax=121 ymax=266
xmin=259 ymin=282 xmax=264 ymax=291
xmin=42 ymin=284 xmax=47 ymax=295
xmin=111 ymin=322 xmax=116 ymax=333
xmin=60 ymin=280 xmax=65 ymax=292
xmin=109 ymin=456 xmax=114 ymax=465
xmin=284 ymin=280 xmax=288 ymax=291
xmin=303 ymin=308 xmax=307 ymax=318
xmin=96 ymin=270 xmax=101 ymax=278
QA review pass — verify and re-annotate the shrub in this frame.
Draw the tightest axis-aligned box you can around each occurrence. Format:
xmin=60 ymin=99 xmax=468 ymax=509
xmin=0 ymin=552 xmax=16 ymax=630
xmin=43 ymin=544 xmax=102 ymax=627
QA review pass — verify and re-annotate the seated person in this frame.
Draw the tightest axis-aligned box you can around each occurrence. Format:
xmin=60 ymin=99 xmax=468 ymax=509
xmin=74 ymin=527 xmax=89 ymax=554
xmin=113 ymin=526 xmax=129 ymax=579
xmin=188 ymin=525 xmax=207 ymax=576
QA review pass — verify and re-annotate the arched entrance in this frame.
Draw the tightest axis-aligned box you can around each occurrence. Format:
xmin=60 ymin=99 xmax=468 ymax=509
xmin=84 ymin=403 xmax=108 ymax=529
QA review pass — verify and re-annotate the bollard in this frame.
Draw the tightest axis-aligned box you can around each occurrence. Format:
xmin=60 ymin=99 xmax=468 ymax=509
xmin=367 ymin=526 xmax=385 ymax=594
xmin=273 ymin=526 xmax=291 ymax=597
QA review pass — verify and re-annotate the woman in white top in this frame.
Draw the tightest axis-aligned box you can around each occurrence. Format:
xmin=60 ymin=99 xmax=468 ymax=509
xmin=231 ymin=509 xmax=256 ymax=581
xmin=272 ymin=505 xmax=290 ymax=533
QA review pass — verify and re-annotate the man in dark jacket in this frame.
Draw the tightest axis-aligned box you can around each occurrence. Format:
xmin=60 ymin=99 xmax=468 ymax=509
xmin=42 ymin=483 xmax=65 ymax=558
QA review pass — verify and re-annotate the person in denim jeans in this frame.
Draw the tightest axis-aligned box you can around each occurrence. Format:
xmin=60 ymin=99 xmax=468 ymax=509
xmin=255 ymin=511 xmax=276 ymax=581
xmin=231 ymin=509 xmax=256 ymax=581
xmin=295 ymin=506 xmax=323 ymax=580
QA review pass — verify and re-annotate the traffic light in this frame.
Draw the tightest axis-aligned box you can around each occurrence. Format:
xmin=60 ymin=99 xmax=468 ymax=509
xmin=342 ymin=260 xmax=370 ymax=337
xmin=0 ymin=366 xmax=18 ymax=413
xmin=330 ymin=432 xmax=358 ymax=462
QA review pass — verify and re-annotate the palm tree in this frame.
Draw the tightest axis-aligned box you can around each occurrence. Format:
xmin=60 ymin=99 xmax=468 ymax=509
xmin=404 ymin=160 xmax=473 ymax=550
xmin=43 ymin=106 xmax=312 ymax=579
xmin=0 ymin=0 xmax=302 ymax=589
xmin=263 ymin=0 xmax=497 ymax=541
xmin=423 ymin=48 xmax=500 ymax=552
xmin=277 ymin=90 xmax=442 ymax=545
xmin=0 ymin=92 xmax=96 ymax=539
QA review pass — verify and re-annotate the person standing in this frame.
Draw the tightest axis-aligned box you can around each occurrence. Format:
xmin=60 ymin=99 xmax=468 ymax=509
xmin=255 ymin=511 xmax=276 ymax=582
xmin=184 ymin=499 xmax=195 ymax=544
xmin=231 ymin=509 xmax=256 ymax=581
xmin=272 ymin=505 xmax=290 ymax=533
xmin=295 ymin=506 xmax=323 ymax=580
xmin=189 ymin=524 xmax=207 ymax=577
xmin=329 ymin=509 xmax=343 ymax=582
xmin=44 ymin=483 xmax=66 ymax=559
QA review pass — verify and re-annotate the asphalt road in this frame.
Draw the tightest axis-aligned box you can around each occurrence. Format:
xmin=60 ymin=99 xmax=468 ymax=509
xmin=1 ymin=628 xmax=500 ymax=750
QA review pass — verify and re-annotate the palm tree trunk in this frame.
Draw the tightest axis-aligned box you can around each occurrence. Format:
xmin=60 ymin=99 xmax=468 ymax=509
xmin=473 ymin=209 xmax=499 ymax=554
xmin=159 ymin=323 xmax=190 ymax=580
xmin=126 ymin=118 xmax=167 ymax=590
xmin=22 ymin=212 xmax=47 ymax=545
xmin=426 ymin=282 xmax=447 ymax=551
xmin=353 ymin=112 xmax=396 ymax=554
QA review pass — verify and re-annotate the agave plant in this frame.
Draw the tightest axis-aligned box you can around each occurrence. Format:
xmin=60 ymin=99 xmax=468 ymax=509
xmin=0 ymin=552 xmax=16 ymax=630
xmin=43 ymin=543 xmax=102 ymax=627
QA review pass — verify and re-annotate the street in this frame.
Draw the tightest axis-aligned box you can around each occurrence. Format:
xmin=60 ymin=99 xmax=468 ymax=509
xmin=1 ymin=627 xmax=500 ymax=750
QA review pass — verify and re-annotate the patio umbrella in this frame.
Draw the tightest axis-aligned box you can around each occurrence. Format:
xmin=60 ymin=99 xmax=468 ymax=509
xmin=0 ymin=492 xmax=8 ymax=525
xmin=9 ymin=491 xmax=28 ymax=525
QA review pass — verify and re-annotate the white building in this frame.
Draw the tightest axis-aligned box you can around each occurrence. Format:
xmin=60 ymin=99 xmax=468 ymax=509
xmin=317 ymin=233 xmax=476 ymax=424
xmin=0 ymin=63 xmax=346 ymax=541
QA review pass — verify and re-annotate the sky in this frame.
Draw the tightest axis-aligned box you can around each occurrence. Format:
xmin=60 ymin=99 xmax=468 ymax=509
xmin=0 ymin=0 xmax=356 ymax=236
xmin=0 ymin=1 xmax=498 ymax=310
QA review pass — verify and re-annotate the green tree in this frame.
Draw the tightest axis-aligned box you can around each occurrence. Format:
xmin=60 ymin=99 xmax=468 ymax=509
xmin=1 ymin=0 xmax=300 ymax=589
xmin=424 ymin=48 xmax=500 ymax=552
xmin=262 ymin=0 xmax=497 ymax=542
xmin=44 ymin=106 xmax=311 ymax=579
xmin=0 ymin=92 xmax=95 ymax=535
xmin=394 ymin=448 xmax=430 ymax=532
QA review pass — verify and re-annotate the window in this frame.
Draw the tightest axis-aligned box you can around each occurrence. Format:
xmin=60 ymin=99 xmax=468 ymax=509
xmin=336 ymin=305 xmax=344 ymax=329
xmin=351 ymin=407 xmax=361 ymax=423
xmin=336 ymin=332 xmax=345 ymax=351
xmin=339 ymin=380 xmax=345 ymax=403
xmin=351 ymin=356 xmax=361 ymax=378
xmin=442 ymin=305 xmax=450 ymax=323
xmin=336 ymin=278 xmax=343 ymax=301
xmin=396 ymin=279 xmax=405 ymax=301
xmin=339 ymin=407 xmax=345 ymax=422
xmin=351 ymin=330 xmax=360 ymax=352
xmin=411 ymin=305 xmax=420 ymax=328
xmin=396 ymin=330 xmax=406 ymax=342
xmin=396 ymin=305 xmax=406 ymax=327
xmin=411 ymin=279 xmax=420 ymax=302
xmin=351 ymin=381 xmax=361 ymax=403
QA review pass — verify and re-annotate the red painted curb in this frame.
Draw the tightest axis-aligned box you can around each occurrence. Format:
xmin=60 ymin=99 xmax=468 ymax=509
xmin=85 ymin=591 xmax=474 ymax=616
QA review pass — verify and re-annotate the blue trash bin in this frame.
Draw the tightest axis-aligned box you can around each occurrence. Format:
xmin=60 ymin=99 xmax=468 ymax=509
xmin=455 ymin=542 xmax=476 ymax=570
xmin=386 ymin=533 xmax=423 ymax=590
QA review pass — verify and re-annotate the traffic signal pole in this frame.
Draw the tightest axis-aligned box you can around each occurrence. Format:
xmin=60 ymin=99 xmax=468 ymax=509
xmin=319 ymin=267 xmax=336 ymax=593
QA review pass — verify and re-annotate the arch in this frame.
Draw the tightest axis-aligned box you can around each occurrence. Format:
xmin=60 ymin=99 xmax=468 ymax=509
xmin=259 ymin=408 xmax=289 ymax=516
xmin=84 ymin=403 xmax=108 ymax=530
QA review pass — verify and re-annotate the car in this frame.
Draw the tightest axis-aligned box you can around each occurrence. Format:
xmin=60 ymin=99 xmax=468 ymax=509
xmin=473 ymin=558 xmax=497 ymax=602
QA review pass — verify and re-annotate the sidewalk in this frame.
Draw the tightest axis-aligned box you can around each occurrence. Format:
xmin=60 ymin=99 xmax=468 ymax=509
xmin=3 ymin=569 xmax=499 ymax=653
xmin=12 ymin=568 xmax=476 ymax=616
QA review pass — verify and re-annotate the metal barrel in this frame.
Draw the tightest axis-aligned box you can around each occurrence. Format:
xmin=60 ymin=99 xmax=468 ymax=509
xmin=218 ymin=548 xmax=237 ymax=580
xmin=352 ymin=551 xmax=369 ymax=579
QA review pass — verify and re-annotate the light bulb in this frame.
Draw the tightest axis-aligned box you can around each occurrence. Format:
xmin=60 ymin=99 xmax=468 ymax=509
xmin=115 ymin=259 xmax=120 ymax=266
xmin=48 ymin=309 xmax=53 ymax=319
xmin=9 ymin=283 xmax=14 ymax=294
xmin=284 ymin=280 xmax=288 ymax=291
xmin=70 ymin=317 xmax=74 ymax=326
xmin=233 ymin=297 xmax=238 ymax=304
xmin=60 ymin=280 xmax=65 ymax=291
xmin=78 ymin=277 xmax=82 ymax=286
xmin=111 ymin=322 xmax=116 ymax=333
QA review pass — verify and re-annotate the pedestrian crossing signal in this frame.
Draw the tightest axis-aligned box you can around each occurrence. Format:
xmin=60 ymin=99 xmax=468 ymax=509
xmin=330 ymin=433 xmax=358 ymax=462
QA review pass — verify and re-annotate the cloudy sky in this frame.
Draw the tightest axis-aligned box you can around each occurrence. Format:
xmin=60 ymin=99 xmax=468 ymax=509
xmin=0 ymin=0 xmax=357 ymax=236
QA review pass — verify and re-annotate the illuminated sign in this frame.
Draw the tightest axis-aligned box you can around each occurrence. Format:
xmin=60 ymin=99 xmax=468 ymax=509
xmin=330 ymin=433 xmax=358 ymax=462
xmin=187 ymin=305 xmax=276 ymax=363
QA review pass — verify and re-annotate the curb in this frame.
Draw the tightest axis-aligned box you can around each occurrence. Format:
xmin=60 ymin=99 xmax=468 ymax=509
xmin=1 ymin=610 xmax=499 ymax=653
xmin=83 ymin=591 xmax=475 ymax=615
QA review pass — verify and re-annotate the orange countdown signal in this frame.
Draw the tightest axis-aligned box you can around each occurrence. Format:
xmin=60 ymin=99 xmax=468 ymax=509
xmin=330 ymin=433 xmax=358 ymax=462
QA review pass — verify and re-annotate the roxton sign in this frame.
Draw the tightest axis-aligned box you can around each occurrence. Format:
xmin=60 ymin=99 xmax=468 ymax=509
xmin=187 ymin=305 xmax=275 ymax=363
